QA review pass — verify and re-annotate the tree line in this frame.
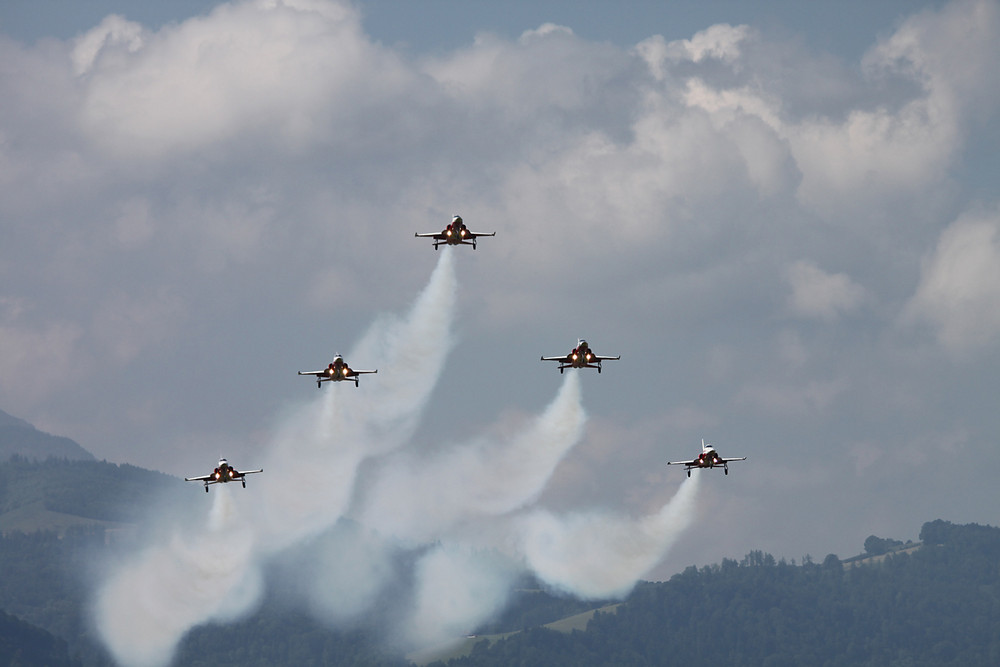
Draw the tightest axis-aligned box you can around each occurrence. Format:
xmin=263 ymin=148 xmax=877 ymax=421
xmin=2 ymin=498 xmax=998 ymax=665
xmin=437 ymin=520 xmax=1000 ymax=666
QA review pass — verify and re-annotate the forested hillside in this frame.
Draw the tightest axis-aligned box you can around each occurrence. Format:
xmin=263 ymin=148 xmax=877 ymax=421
xmin=0 ymin=457 xmax=181 ymax=533
xmin=0 ymin=609 xmax=81 ymax=667
xmin=1 ymin=467 xmax=997 ymax=667
xmin=438 ymin=520 xmax=1000 ymax=666
xmin=0 ymin=527 xmax=107 ymax=664
xmin=0 ymin=409 xmax=94 ymax=462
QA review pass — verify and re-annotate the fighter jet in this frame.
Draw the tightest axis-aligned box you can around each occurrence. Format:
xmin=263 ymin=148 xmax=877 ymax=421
xmin=298 ymin=354 xmax=377 ymax=388
xmin=667 ymin=439 xmax=746 ymax=477
xmin=415 ymin=215 xmax=495 ymax=249
xmin=541 ymin=339 xmax=620 ymax=373
xmin=185 ymin=458 xmax=263 ymax=492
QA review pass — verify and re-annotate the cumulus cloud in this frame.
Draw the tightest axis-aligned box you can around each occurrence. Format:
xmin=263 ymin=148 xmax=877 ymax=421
xmin=904 ymin=207 xmax=1000 ymax=352
xmin=2 ymin=0 xmax=999 ymax=657
xmin=636 ymin=23 xmax=752 ymax=81
xmin=736 ymin=377 xmax=849 ymax=416
xmin=0 ymin=312 xmax=86 ymax=405
xmin=791 ymin=0 xmax=999 ymax=212
xmin=75 ymin=0 xmax=414 ymax=156
xmin=786 ymin=260 xmax=867 ymax=321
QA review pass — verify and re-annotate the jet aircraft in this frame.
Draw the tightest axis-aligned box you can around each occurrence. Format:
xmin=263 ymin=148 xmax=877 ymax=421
xmin=298 ymin=355 xmax=377 ymax=387
xmin=415 ymin=215 xmax=495 ymax=249
xmin=667 ymin=439 xmax=746 ymax=477
xmin=541 ymin=339 xmax=620 ymax=373
xmin=185 ymin=458 xmax=263 ymax=492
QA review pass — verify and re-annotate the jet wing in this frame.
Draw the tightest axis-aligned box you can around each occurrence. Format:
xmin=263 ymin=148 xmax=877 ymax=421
xmin=349 ymin=369 xmax=377 ymax=375
xmin=184 ymin=474 xmax=213 ymax=482
xmin=719 ymin=456 xmax=747 ymax=463
xmin=297 ymin=370 xmax=325 ymax=376
xmin=236 ymin=468 xmax=263 ymax=476
xmin=666 ymin=459 xmax=698 ymax=467
xmin=469 ymin=231 xmax=496 ymax=237
xmin=415 ymin=232 xmax=445 ymax=239
xmin=591 ymin=354 xmax=621 ymax=361
xmin=541 ymin=355 xmax=570 ymax=362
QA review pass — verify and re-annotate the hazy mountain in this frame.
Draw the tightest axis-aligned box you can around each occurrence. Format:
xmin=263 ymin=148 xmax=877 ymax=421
xmin=0 ymin=608 xmax=81 ymax=667
xmin=0 ymin=409 xmax=95 ymax=462
xmin=0 ymin=457 xmax=182 ymax=535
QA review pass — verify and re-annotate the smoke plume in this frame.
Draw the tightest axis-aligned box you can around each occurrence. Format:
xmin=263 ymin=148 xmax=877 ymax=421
xmin=93 ymin=250 xmax=457 ymax=666
xmin=516 ymin=472 xmax=702 ymax=599
xmin=405 ymin=544 xmax=519 ymax=648
xmin=250 ymin=247 xmax=457 ymax=552
xmin=92 ymin=487 xmax=262 ymax=667
xmin=356 ymin=372 xmax=585 ymax=543
xmin=92 ymin=247 xmax=701 ymax=664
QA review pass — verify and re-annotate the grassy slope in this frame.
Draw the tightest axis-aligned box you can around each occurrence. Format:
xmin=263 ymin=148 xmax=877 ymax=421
xmin=409 ymin=603 xmax=623 ymax=665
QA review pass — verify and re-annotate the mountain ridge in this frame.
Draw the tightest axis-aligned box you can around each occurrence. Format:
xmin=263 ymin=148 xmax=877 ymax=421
xmin=0 ymin=408 xmax=95 ymax=463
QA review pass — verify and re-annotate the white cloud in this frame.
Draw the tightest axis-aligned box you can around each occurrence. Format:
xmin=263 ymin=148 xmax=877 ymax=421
xmin=905 ymin=207 xmax=1000 ymax=352
xmin=1 ymin=1 xmax=999 ymax=653
xmin=71 ymin=13 xmax=146 ymax=76
xmin=736 ymin=377 xmax=849 ymax=416
xmin=865 ymin=0 xmax=1000 ymax=125
xmin=90 ymin=289 xmax=186 ymax=363
xmin=636 ymin=23 xmax=751 ymax=81
xmin=422 ymin=19 xmax=630 ymax=122
xmin=791 ymin=0 xmax=1000 ymax=213
xmin=786 ymin=260 xmax=867 ymax=321
xmin=75 ymin=0 xmax=413 ymax=156
xmin=0 ymin=312 xmax=86 ymax=406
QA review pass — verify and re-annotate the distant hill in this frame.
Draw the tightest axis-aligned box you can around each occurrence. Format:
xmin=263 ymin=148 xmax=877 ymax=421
xmin=0 ymin=409 xmax=94 ymax=463
xmin=1 ymin=424 xmax=997 ymax=667
xmin=2 ymin=515 xmax=999 ymax=665
xmin=0 ymin=456 xmax=188 ymax=663
xmin=439 ymin=520 xmax=1000 ymax=666
xmin=0 ymin=457 xmax=180 ymax=534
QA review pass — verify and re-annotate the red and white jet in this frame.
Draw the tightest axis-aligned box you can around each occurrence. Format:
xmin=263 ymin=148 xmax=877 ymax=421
xmin=298 ymin=354 xmax=377 ymax=388
xmin=185 ymin=458 xmax=263 ymax=492
xmin=540 ymin=339 xmax=620 ymax=374
xmin=667 ymin=440 xmax=746 ymax=477
xmin=415 ymin=215 xmax=495 ymax=249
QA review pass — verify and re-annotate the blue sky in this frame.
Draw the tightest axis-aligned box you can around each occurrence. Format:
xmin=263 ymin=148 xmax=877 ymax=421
xmin=1 ymin=0 xmax=998 ymax=660
xmin=2 ymin=0 xmax=939 ymax=56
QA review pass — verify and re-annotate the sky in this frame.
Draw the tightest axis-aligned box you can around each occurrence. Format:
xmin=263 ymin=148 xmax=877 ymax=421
xmin=2 ymin=0 xmax=1000 ymax=655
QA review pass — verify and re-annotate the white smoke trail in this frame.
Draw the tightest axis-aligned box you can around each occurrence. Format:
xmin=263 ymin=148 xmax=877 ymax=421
xmin=516 ymin=472 xmax=702 ymax=599
xmin=283 ymin=520 xmax=399 ymax=625
xmin=345 ymin=247 xmax=459 ymax=455
xmin=394 ymin=469 xmax=701 ymax=648
xmin=93 ymin=241 xmax=704 ymax=662
xmin=93 ymin=250 xmax=457 ymax=666
xmin=251 ymin=247 xmax=457 ymax=552
xmin=356 ymin=372 xmax=585 ymax=543
xmin=92 ymin=487 xmax=262 ymax=667
xmin=296 ymin=372 xmax=585 ymax=645
xmin=404 ymin=544 xmax=518 ymax=649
